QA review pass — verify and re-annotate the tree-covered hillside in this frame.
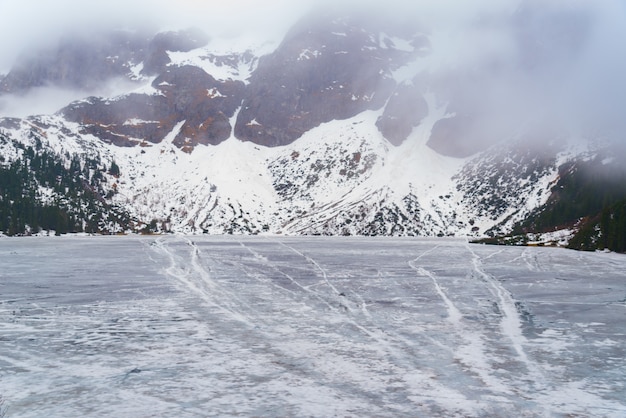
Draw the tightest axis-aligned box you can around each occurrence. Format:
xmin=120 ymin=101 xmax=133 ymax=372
xmin=482 ymin=152 xmax=626 ymax=253
xmin=567 ymin=198 xmax=626 ymax=252
xmin=0 ymin=130 xmax=133 ymax=235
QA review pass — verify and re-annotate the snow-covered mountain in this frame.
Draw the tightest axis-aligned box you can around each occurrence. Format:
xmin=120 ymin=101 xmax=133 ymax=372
xmin=0 ymin=5 xmax=622 ymax=243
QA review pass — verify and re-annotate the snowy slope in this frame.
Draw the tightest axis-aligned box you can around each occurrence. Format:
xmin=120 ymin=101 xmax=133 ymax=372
xmin=106 ymin=104 xmax=466 ymax=235
xmin=0 ymin=94 xmax=569 ymax=237
xmin=167 ymin=34 xmax=280 ymax=84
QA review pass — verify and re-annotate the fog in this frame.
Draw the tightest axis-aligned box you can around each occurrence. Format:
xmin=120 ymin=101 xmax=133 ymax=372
xmin=0 ymin=77 xmax=143 ymax=119
xmin=3 ymin=0 xmax=619 ymax=72
xmin=0 ymin=0 xmax=316 ymax=73
xmin=1 ymin=0 xmax=625 ymax=144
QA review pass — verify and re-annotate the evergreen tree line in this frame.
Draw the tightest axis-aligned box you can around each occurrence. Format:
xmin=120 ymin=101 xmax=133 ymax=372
xmin=513 ymin=155 xmax=626 ymax=253
xmin=568 ymin=199 xmax=626 ymax=252
xmin=0 ymin=131 xmax=132 ymax=235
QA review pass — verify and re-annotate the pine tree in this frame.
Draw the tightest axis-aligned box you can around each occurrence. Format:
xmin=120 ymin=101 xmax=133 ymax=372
xmin=109 ymin=160 xmax=120 ymax=177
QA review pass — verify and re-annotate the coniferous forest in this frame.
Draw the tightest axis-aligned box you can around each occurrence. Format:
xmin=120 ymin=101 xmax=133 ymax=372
xmin=0 ymin=130 xmax=132 ymax=235
xmin=482 ymin=153 xmax=626 ymax=253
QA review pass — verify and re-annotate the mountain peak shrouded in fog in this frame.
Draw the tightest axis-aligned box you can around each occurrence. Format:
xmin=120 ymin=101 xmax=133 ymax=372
xmin=1 ymin=0 xmax=625 ymax=146
xmin=0 ymin=0 xmax=314 ymax=73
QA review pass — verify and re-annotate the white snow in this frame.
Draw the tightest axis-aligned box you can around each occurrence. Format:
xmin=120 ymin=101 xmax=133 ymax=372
xmin=297 ymin=49 xmax=321 ymax=60
xmin=527 ymin=228 xmax=575 ymax=246
xmin=167 ymin=49 xmax=250 ymax=82
xmin=106 ymin=120 xmax=278 ymax=233
xmin=127 ymin=77 xmax=163 ymax=96
xmin=380 ymin=33 xmax=415 ymax=52
xmin=128 ymin=62 xmax=145 ymax=80
xmin=123 ymin=118 xmax=159 ymax=126
xmin=166 ymin=35 xmax=279 ymax=84
xmin=206 ymin=88 xmax=225 ymax=98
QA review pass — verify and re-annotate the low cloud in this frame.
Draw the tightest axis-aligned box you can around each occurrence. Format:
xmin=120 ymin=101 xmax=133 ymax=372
xmin=0 ymin=0 xmax=316 ymax=72
xmin=412 ymin=0 xmax=626 ymax=147
xmin=0 ymin=78 xmax=142 ymax=119
xmin=0 ymin=87 xmax=90 ymax=119
xmin=1 ymin=0 xmax=624 ymax=146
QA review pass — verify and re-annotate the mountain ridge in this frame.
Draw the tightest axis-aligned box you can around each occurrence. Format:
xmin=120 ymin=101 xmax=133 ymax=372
xmin=0 ymin=6 xmax=624 ymax=252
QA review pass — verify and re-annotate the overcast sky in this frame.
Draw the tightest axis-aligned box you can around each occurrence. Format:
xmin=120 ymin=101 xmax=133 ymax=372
xmin=0 ymin=0 xmax=318 ymax=73
xmin=0 ymin=0 xmax=542 ymax=73
xmin=2 ymin=0 xmax=623 ymax=73
xmin=1 ymin=0 xmax=625 ymax=140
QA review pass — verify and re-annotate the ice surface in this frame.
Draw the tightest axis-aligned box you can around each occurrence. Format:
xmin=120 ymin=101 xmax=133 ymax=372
xmin=1 ymin=236 xmax=625 ymax=417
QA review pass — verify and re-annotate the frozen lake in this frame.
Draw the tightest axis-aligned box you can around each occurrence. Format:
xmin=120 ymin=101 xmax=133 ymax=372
xmin=1 ymin=236 xmax=625 ymax=417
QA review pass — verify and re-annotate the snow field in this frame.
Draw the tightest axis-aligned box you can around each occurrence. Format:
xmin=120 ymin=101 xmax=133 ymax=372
xmin=1 ymin=236 xmax=625 ymax=417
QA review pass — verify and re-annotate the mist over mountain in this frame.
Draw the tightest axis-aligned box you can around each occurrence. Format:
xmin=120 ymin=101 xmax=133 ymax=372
xmin=0 ymin=0 xmax=625 ymax=251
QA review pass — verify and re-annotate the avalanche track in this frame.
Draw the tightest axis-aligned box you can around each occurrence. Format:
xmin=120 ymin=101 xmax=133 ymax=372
xmin=1 ymin=236 xmax=625 ymax=417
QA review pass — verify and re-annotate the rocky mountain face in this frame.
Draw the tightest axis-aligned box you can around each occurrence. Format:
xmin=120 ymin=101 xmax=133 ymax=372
xmin=234 ymin=13 xmax=427 ymax=147
xmin=14 ymin=12 xmax=430 ymax=152
xmin=62 ymin=66 xmax=245 ymax=151
xmin=0 ymin=5 xmax=622 ymax=251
